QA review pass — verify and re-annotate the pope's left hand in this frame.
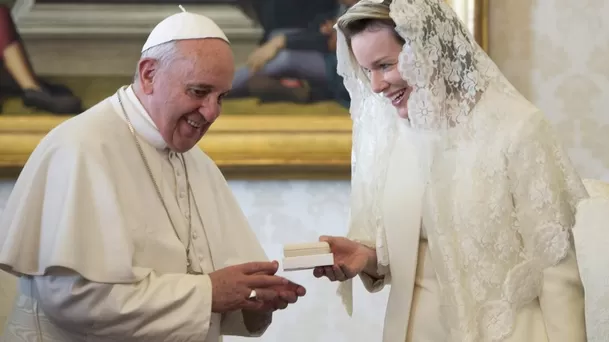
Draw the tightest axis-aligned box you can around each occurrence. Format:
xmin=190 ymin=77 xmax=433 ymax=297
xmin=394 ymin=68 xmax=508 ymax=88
xmin=250 ymin=280 xmax=306 ymax=312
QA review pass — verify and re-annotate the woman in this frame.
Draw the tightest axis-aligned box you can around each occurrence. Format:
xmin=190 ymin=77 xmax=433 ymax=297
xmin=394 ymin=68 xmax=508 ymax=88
xmin=0 ymin=5 xmax=82 ymax=114
xmin=313 ymin=0 xmax=588 ymax=341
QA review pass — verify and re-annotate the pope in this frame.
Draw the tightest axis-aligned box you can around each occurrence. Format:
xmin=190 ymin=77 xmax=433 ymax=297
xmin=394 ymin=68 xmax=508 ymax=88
xmin=0 ymin=9 xmax=305 ymax=342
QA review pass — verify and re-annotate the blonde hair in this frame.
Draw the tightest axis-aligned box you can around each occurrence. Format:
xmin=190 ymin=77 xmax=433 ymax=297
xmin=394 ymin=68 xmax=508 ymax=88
xmin=336 ymin=0 xmax=404 ymax=47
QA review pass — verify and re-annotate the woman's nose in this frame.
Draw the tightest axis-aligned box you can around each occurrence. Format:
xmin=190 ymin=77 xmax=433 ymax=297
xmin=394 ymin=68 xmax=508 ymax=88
xmin=370 ymin=71 xmax=387 ymax=94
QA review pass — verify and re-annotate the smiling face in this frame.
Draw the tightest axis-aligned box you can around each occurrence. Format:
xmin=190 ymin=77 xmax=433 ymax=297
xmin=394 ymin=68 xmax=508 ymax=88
xmin=350 ymin=26 xmax=412 ymax=119
xmin=137 ymin=38 xmax=235 ymax=152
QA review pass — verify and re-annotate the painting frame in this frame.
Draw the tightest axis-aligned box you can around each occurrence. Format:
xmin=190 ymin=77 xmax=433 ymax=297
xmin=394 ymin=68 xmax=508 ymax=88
xmin=0 ymin=0 xmax=489 ymax=180
xmin=0 ymin=114 xmax=353 ymax=179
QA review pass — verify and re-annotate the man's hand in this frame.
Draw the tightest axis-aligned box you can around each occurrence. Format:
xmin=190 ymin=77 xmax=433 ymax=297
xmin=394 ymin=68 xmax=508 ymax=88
xmin=209 ymin=261 xmax=289 ymax=313
xmin=246 ymin=35 xmax=286 ymax=74
xmin=250 ymin=280 xmax=307 ymax=312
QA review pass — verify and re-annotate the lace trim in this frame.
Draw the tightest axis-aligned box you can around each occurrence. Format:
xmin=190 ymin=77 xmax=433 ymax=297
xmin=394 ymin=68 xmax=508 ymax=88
xmin=475 ymin=222 xmax=570 ymax=341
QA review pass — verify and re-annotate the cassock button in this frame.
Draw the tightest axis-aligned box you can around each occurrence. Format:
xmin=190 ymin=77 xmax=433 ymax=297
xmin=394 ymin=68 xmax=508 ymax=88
xmin=179 ymin=191 xmax=186 ymax=198
xmin=192 ymin=232 xmax=198 ymax=239
xmin=198 ymin=254 xmax=204 ymax=261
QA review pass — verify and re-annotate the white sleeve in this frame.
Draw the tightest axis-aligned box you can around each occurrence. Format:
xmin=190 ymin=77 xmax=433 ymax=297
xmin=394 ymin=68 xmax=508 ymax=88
xmin=356 ymin=230 xmax=392 ymax=294
xmin=359 ymin=271 xmax=391 ymax=293
xmin=33 ymin=270 xmax=214 ymax=341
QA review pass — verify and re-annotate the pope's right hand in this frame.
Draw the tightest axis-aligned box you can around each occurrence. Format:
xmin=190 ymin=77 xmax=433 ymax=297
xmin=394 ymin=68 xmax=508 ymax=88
xmin=313 ymin=236 xmax=372 ymax=282
xmin=209 ymin=261 xmax=289 ymax=313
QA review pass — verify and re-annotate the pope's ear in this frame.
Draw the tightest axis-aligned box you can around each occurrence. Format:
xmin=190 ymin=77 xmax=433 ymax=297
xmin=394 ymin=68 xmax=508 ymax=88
xmin=136 ymin=58 xmax=159 ymax=94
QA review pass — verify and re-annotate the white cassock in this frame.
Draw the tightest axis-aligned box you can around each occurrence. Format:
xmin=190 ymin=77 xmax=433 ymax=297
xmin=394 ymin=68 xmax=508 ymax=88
xmin=0 ymin=85 xmax=271 ymax=341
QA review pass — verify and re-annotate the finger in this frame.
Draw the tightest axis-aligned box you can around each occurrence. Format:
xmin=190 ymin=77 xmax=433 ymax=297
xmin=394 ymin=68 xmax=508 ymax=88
xmin=249 ymin=261 xmax=279 ymax=276
xmin=319 ymin=235 xmax=332 ymax=244
xmin=241 ymin=299 xmax=281 ymax=313
xmin=249 ymin=288 xmax=279 ymax=302
xmin=324 ymin=266 xmax=337 ymax=282
xmin=269 ymin=282 xmax=306 ymax=297
xmin=241 ymin=261 xmax=279 ymax=275
xmin=275 ymin=300 xmax=288 ymax=310
xmin=287 ymin=283 xmax=306 ymax=296
xmin=313 ymin=267 xmax=324 ymax=278
xmin=284 ymin=282 xmax=306 ymax=297
xmin=339 ymin=264 xmax=356 ymax=279
xmin=242 ymin=299 xmax=267 ymax=312
xmin=285 ymin=280 xmax=303 ymax=289
xmin=313 ymin=266 xmax=334 ymax=280
xmin=333 ymin=265 xmax=347 ymax=281
xmin=247 ymin=275 xmax=289 ymax=287
xmin=278 ymin=291 xmax=297 ymax=304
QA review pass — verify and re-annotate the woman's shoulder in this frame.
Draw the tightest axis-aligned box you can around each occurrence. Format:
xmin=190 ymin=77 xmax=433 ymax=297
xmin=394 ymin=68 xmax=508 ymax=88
xmin=474 ymin=85 xmax=552 ymax=145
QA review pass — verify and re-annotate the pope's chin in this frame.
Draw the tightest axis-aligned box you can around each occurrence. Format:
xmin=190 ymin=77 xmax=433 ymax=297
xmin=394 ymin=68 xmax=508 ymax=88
xmin=169 ymin=122 xmax=209 ymax=153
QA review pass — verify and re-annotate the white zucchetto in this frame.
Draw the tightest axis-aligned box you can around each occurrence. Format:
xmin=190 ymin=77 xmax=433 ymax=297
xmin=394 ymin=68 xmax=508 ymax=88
xmin=142 ymin=7 xmax=229 ymax=52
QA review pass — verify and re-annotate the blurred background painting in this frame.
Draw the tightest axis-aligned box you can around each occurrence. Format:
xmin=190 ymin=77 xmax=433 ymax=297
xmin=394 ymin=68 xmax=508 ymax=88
xmin=0 ymin=0 xmax=485 ymax=117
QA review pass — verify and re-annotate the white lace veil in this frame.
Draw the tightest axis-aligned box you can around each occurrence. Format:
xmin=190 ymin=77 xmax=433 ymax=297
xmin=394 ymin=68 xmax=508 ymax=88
xmin=336 ymin=0 xmax=519 ymax=315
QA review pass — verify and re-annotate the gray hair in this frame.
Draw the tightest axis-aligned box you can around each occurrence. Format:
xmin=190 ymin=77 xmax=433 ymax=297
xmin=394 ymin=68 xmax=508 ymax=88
xmin=133 ymin=40 xmax=179 ymax=81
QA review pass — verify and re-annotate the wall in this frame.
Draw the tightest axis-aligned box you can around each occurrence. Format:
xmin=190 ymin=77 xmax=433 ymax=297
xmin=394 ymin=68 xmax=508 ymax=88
xmin=490 ymin=0 xmax=609 ymax=181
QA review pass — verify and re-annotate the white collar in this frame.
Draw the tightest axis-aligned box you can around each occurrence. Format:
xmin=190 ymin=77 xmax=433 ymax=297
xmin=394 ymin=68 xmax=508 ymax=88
xmin=113 ymin=85 xmax=168 ymax=151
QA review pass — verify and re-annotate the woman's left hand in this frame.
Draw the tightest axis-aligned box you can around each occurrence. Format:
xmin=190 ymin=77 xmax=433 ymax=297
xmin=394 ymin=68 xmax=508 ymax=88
xmin=313 ymin=236 xmax=372 ymax=282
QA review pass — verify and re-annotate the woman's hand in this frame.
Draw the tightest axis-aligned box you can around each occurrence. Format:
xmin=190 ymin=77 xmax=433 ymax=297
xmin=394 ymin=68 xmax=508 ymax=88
xmin=313 ymin=236 xmax=375 ymax=282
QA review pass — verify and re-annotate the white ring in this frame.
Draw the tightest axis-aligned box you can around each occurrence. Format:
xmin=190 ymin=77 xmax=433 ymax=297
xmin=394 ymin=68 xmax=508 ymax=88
xmin=248 ymin=289 xmax=257 ymax=300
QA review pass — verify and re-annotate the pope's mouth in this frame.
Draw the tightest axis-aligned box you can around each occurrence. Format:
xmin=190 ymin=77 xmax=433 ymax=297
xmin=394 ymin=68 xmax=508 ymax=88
xmin=186 ymin=119 xmax=204 ymax=129
xmin=179 ymin=116 xmax=210 ymax=139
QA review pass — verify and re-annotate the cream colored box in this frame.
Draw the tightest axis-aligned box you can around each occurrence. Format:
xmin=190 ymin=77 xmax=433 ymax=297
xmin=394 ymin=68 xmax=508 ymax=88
xmin=282 ymin=242 xmax=334 ymax=271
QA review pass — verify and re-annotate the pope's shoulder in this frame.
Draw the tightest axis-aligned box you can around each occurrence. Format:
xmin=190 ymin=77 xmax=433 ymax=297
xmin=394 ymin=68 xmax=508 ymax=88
xmin=37 ymin=97 xmax=129 ymax=152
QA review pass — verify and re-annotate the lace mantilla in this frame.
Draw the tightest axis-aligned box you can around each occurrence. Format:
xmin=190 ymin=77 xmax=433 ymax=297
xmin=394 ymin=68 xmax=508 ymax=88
xmin=336 ymin=0 xmax=588 ymax=340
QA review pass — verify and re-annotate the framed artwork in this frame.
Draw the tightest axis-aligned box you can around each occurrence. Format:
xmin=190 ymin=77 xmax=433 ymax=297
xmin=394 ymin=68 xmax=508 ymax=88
xmin=447 ymin=0 xmax=489 ymax=51
xmin=34 ymin=0 xmax=239 ymax=3
xmin=0 ymin=0 xmax=488 ymax=179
